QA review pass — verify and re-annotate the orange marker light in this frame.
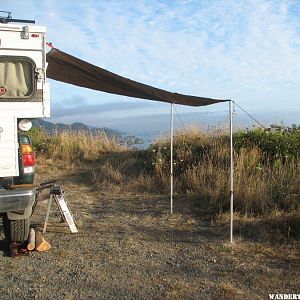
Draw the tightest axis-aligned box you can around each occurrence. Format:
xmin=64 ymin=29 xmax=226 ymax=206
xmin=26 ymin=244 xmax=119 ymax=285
xmin=22 ymin=144 xmax=33 ymax=154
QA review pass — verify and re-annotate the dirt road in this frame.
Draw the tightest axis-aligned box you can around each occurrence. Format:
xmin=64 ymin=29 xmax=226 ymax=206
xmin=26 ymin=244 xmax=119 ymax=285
xmin=0 ymin=166 xmax=299 ymax=299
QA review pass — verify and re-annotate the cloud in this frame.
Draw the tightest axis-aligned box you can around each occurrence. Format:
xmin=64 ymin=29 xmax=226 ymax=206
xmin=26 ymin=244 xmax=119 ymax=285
xmin=51 ymin=97 xmax=155 ymax=117
xmin=62 ymin=95 xmax=87 ymax=107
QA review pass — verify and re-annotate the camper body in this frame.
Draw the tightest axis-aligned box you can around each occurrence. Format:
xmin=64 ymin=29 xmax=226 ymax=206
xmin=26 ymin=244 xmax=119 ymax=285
xmin=0 ymin=22 xmax=50 ymax=242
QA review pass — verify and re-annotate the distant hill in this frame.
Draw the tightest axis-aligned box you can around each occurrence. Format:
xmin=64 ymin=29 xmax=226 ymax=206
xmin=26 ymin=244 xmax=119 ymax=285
xmin=32 ymin=119 xmax=145 ymax=147
xmin=32 ymin=119 xmax=121 ymax=138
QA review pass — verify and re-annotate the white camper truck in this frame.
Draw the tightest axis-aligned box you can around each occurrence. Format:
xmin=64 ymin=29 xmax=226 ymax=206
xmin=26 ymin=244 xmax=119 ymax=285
xmin=0 ymin=13 xmax=50 ymax=242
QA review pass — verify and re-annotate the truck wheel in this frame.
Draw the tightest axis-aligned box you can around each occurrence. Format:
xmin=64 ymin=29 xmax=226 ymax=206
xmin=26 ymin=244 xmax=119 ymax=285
xmin=2 ymin=214 xmax=30 ymax=242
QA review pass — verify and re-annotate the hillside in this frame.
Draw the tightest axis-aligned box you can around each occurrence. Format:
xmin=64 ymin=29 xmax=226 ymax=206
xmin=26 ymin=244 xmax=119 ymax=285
xmin=32 ymin=119 xmax=144 ymax=146
xmin=32 ymin=119 xmax=122 ymax=138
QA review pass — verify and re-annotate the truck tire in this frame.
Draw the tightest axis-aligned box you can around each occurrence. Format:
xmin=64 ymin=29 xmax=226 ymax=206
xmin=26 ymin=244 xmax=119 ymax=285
xmin=2 ymin=214 xmax=30 ymax=242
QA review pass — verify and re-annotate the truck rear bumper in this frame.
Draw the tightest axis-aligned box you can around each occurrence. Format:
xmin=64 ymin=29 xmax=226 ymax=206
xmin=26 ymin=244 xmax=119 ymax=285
xmin=0 ymin=188 xmax=36 ymax=213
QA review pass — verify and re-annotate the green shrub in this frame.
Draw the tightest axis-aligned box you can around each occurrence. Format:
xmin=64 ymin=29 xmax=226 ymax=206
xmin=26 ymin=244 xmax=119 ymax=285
xmin=234 ymin=124 xmax=300 ymax=160
xmin=28 ymin=127 xmax=49 ymax=153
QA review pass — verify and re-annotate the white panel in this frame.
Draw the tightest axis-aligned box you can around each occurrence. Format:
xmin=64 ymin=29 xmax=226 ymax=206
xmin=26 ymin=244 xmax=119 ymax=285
xmin=0 ymin=102 xmax=45 ymax=118
xmin=0 ymin=116 xmax=19 ymax=177
xmin=0 ymin=25 xmax=45 ymax=51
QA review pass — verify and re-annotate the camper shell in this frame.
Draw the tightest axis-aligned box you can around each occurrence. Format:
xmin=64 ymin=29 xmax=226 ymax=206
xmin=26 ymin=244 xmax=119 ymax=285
xmin=0 ymin=21 xmax=50 ymax=242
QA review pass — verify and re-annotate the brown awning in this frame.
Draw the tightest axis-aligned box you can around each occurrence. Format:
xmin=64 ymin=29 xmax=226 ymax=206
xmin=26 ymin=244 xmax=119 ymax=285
xmin=46 ymin=48 xmax=228 ymax=107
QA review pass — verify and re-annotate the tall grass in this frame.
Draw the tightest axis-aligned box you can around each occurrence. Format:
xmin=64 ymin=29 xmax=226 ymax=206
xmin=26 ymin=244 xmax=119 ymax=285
xmin=29 ymin=127 xmax=123 ymax=160
xmin=146 ymin=126 xmax=300 ymax=215
xmin=30 ymin=125 xmax=300 ymax=216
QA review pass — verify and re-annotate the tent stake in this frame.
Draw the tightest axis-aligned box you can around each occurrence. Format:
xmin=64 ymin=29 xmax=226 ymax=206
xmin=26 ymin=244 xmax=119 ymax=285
xmin=170 ymin=103 xmax=174 ymax=214
xmin=229 ymin=100 xmax=234 ymax=243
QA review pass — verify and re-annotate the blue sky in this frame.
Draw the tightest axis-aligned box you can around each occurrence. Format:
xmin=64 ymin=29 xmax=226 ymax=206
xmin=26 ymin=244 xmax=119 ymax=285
xmin=6 ymin=0 xmax=300 ymax=133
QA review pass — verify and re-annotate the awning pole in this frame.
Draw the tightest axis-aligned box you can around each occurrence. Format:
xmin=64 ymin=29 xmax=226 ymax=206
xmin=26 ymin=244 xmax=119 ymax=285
xmin=170 ymin=103 xmax=174 ymax=214
xmin=229 ymin=100 xmax=234 ymax=243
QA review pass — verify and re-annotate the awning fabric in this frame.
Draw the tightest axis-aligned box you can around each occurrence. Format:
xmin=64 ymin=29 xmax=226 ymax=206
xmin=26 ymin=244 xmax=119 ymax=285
xmin=46 ymin=48 xmax=228 ymax=107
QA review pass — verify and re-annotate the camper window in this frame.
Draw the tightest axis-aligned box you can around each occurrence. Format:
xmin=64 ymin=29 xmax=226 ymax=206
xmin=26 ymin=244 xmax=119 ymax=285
xmin=0 ymin=57 xmax=36 ymax=101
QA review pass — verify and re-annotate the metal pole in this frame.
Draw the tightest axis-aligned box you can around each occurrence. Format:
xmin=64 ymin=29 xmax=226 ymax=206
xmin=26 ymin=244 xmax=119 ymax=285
xmin=229 ymin=100 xmax=234 ymax=243
xmin=170 ymin=103 xmax=174 ymax=214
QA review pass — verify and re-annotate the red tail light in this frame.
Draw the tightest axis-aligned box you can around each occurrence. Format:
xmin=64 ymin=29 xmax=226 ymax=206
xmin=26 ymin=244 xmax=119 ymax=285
xmin=23 ymin=153 xmax=35 ymax=166
xmin=22 ymin=144 xmax=35 ymax=167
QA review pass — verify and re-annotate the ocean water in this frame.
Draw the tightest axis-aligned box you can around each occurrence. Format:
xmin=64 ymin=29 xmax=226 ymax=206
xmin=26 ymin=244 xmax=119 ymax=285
xmin=126 ymin=131 xmax=170 ymax=150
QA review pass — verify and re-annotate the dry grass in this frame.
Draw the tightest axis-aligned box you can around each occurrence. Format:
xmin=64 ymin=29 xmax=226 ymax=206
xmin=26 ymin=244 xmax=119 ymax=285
xmin=18 ymin=143 xmax=298 ymax=299
xmin=52 ymin=131 xmax=124 ymax=160
xmin=32 ymin=127 xmax=300 ymax=244
xmin=32 ymin=129 xmax=123 ymax=161
xmin=29 ymin=160 xmax=300 ymax=299
xmin=146 ymin=128 xmax=300 ymax=215
xmin=216 ymin=211 xmax=300 ymax=242
xmin=216 ymin=281 xmax=246 ymax=300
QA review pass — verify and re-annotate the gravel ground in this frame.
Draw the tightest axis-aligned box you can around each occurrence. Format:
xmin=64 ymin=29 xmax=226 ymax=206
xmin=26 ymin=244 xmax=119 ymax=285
xmin=0 ymin=167 xmax=299 ymax=299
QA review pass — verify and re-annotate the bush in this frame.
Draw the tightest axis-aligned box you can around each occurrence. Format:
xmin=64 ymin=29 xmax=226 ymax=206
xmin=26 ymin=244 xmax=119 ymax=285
xmin=234 ymin=124 xmax=300 ymax=161
xmin=28 ymin=127 xmax=49 ymax=153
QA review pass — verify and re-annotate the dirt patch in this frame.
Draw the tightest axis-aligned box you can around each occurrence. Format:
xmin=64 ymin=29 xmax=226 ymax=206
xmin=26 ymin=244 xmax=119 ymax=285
xmin=0 ymin=164 xmax=299 ymax=299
